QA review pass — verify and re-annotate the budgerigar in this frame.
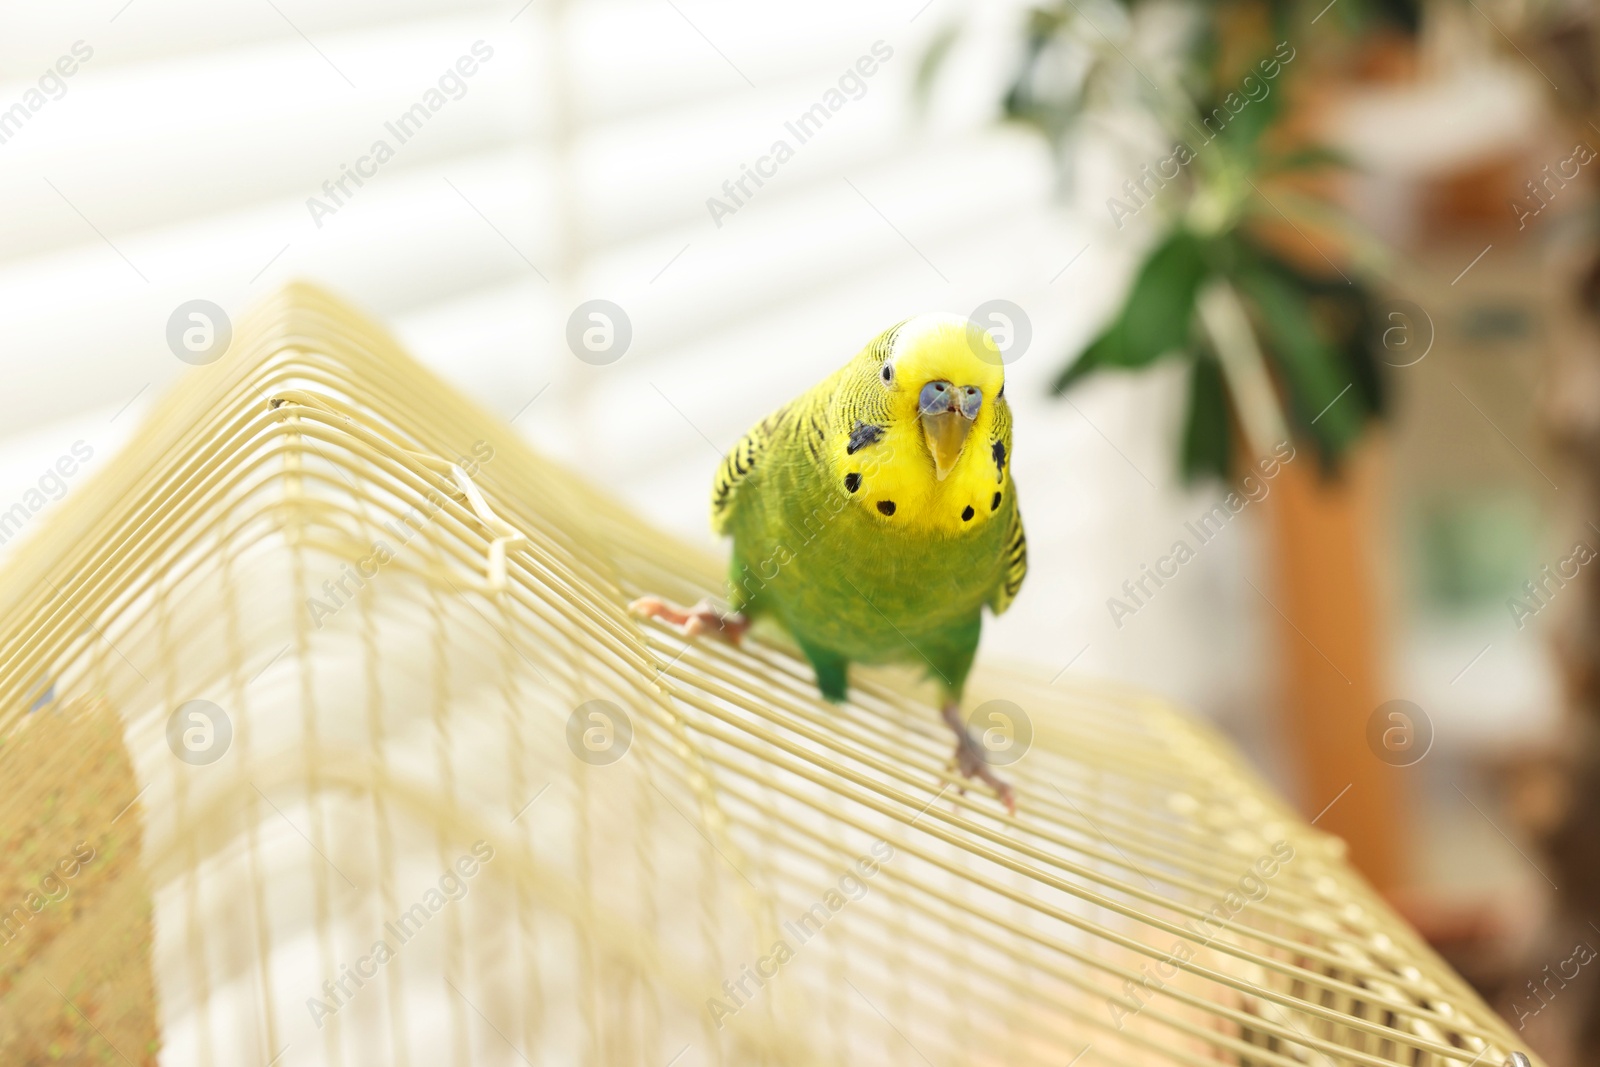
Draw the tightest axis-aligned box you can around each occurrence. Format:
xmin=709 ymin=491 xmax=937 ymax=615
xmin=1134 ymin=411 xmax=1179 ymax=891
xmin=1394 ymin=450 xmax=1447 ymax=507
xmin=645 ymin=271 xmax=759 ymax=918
xmin=630 ymin=314 xmax=1028 ymax=811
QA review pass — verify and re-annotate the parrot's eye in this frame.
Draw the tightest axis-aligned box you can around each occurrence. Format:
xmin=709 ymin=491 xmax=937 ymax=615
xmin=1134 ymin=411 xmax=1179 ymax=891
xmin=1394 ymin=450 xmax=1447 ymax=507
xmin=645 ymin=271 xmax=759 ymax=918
xmin=880 ymin=363 xmax=893 ymax=384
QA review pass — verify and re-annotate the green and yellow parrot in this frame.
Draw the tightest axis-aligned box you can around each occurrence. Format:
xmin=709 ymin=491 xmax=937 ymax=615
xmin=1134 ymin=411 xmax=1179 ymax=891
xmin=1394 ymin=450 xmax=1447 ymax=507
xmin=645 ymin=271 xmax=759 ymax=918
xmin=630 ymin=313 xmax=1028 ymax=810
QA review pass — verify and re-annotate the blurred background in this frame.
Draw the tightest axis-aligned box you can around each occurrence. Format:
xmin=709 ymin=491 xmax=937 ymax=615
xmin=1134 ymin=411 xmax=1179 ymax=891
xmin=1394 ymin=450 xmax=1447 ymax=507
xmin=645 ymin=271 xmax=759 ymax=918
xmin=3 ymin=0 xmax=1598 ymax=1060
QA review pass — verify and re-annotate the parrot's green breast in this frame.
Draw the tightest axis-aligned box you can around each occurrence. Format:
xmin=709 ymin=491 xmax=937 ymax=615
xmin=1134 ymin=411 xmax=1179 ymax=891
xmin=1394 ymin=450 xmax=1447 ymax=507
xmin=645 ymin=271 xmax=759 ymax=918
xmin=722 ymin=434 xmax=1014 ymax=702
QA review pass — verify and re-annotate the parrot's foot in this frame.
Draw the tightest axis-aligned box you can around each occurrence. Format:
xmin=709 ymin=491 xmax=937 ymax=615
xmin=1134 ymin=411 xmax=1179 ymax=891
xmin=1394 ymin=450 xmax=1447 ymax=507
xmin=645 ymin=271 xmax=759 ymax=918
xmin=627 ymin=596 xmax=749 ymax=645
xmin=941 ymin=702 xmax=1017 ymax=816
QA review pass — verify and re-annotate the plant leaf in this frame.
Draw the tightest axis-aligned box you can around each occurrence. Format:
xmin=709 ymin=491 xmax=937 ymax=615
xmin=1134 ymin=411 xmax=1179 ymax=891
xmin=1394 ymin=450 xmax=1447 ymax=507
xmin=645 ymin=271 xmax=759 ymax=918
xmin=1234 ymin=265 xmax=1365 ymax=457
xmin=1267 ymin=145 xmax=1354 ymax=173
xmin=1203 ymin=77 xmax=1282 ymax=154
xmin=1051 ymin=319 xmax=1119 ymax=393
xmin=1242 ymin=235 xmax=1389 ymax=423
xmin=1051 ymin=228 xmax=1209 ymax=393
xmin=1121 ymin=229 xmax=1208 ymax=362
xmin=913 ymin=23 xmax=963 ymax=114
xmin=1180 ymin=352 xmax=1232 ymax=483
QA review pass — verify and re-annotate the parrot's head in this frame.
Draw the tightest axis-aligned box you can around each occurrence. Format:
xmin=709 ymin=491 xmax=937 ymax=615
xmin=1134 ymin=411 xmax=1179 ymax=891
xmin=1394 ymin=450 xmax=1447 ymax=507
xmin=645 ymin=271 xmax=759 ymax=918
xmin=829 ymin=313 xmax=1014 ymax=535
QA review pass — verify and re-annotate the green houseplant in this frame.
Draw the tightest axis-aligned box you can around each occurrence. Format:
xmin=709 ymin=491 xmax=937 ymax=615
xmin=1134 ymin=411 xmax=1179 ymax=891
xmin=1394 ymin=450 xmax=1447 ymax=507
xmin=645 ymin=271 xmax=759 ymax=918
xmin=998 ymin=0 xmax=1420 ymax=477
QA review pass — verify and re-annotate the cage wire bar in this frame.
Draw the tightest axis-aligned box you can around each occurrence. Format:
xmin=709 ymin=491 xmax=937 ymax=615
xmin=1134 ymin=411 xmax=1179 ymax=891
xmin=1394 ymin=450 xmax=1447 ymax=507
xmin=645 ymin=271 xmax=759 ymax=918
xmin=0 ymin=283 xmax=1539 ymax=1067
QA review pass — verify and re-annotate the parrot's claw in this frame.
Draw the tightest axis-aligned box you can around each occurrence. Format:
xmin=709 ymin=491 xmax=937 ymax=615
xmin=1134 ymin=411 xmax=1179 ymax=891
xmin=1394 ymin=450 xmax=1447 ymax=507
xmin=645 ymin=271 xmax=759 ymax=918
xmin=628 ymin=596 xmax=749 ymax=646
xmin=940 ymin=702 xmax=1017 ymax=816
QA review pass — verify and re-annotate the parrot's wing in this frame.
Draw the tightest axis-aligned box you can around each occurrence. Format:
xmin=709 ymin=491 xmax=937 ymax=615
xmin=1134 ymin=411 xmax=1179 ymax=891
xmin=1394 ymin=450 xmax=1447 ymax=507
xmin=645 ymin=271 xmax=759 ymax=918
xmin=711 ymin=403 xmax=792 ymax=536
xmin=989 ymin=501 xmax=1027 ymax=615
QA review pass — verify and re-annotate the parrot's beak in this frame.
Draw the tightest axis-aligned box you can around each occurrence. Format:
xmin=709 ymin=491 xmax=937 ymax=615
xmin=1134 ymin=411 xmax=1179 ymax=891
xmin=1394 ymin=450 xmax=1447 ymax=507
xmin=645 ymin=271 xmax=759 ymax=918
xmin=918 ymin=380 xmax=980 ymax=481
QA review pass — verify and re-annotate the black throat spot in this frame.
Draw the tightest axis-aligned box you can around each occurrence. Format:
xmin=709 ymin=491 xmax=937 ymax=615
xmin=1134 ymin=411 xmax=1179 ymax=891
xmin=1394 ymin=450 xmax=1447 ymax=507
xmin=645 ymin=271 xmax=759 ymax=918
xmin=877 ymin=500 xmax=896 ymax=516
xmin=992 ymin=440 xmax=1007 ymax=474
xmin=847 ymin=421 xmax=884 ymax=455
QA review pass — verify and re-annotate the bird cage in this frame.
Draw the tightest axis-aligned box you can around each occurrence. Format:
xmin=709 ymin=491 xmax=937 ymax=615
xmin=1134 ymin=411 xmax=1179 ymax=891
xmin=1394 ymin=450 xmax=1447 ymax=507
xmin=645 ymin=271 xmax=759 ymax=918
xmin=0 ymin=283 xmax=1538 ymax=1067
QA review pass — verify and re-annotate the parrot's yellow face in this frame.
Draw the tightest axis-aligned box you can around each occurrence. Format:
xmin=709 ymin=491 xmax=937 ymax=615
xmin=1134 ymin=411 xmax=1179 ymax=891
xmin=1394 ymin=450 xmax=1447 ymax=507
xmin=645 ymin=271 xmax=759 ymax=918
xmin=827 ymin=314 xmax=1013 ymax=536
